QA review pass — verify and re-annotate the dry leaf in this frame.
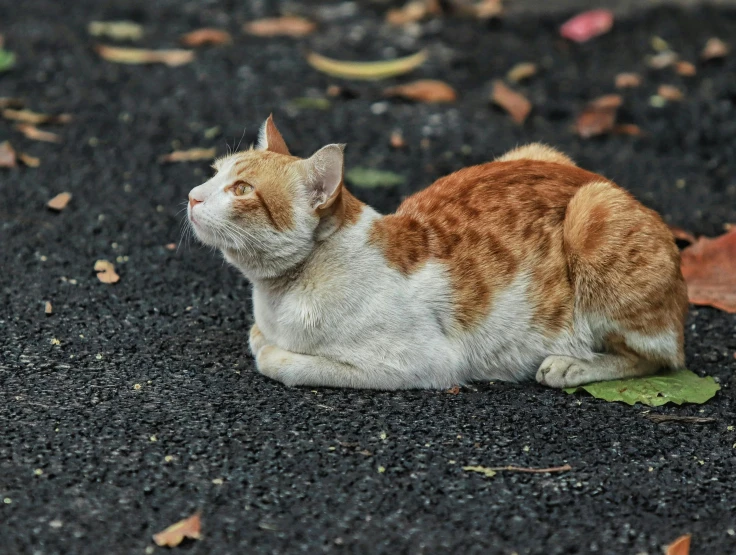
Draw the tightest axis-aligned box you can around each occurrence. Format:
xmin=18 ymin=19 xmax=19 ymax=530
xmin=466 ymin=0 xmax=503 ymax=19
xmin=669 ymin=225 xmax=696 ymax=244
xmin=384 ymin=79 xmax=457 ymax=103
xmin=613 ymin=124 xmax=644 ymax=137
xmin=615 ymin=72 xmax=641 ymax=88
xmin=159 ymin=147 xmax=216 ymax=164
xmin=0 ymin=97 xmax=24 ymax=109
xmin=575 ymin=94 xmax=622 ymax=138
xmin=94 ymin=260 xmax=120 ymax=284
xmin=95 ymin=45 xmax=194 ymax=66
xmin=88 ymin=21 xmax=144 ymax=41
xmin=19 ymin=152 xmax=40 ymax=167
xmin=0 ymin=140 xmax=17 ymax=168
xmin=306 ymin=50 xmax=427 ymax=81
xmin=16 ymin=124 xmax=61 ymax=143
xmin=47 ymin=192 xmax=72 ymax=211
xmin=180 ymin=28 xmax=232 ymax=47
xmin=675 ymin=61 xmax=696 ymax=76
xmin=386 ymin=0 xmax=438 ymax=25
xmin=45 ymin=301 xmax=53 ymax=315
xmin=647 ymin=51 xmax=678 ymax=69
xmin=446 ymin=385 xmax=460 ymax=395
xmin=702 ymin=38 xmax=728 ymax=60
xmin=491 ymin=81 xmax=531 ymax=124
xmin=559 ymin=9 xmax=614 ymax=43
xmin=665 ymin=534 xmax=691 ymax=555
xmin=507 ymin=62 xmax=537 ymax=83
xmin=390 ymin=131 xmax=406 ymax=148
xmin=680 ymin=229 xmax=736 ymax=312
xmin=244 ymin=16 xmax=315 ymax=38
xmin=153 ymin=513 xmax=202 ymax=547
xmin=658 ymin=85 xmax=684 ymax=102
xmin=486 ymin=464 xmax=572 ymax=473
xmin=2 ymin=108 xmax=72 ymax=125
xmin=165 ymin=243 xmax=177 ymax=250
xmin=645 ymin=414 xmax=715 ymax=424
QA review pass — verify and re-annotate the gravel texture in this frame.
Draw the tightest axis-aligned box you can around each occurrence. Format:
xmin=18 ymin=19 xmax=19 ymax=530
xmin=1 ymin=1 xmax=735 ymax=554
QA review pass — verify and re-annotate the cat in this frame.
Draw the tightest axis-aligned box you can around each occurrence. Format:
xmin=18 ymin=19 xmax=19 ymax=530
xmin=187 ymin=115 xmax=688 ymax=390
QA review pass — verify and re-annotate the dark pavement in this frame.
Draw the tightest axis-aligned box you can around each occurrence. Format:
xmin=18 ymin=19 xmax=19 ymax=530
xmin=1 ymin=1 xmax=735 ymax=553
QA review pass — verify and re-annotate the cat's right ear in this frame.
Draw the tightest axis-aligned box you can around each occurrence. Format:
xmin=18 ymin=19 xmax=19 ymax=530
xmin=257 ymin=114 xmax=290 ymax=155
xmin=301 ymin=144 xmax=346 ymax=211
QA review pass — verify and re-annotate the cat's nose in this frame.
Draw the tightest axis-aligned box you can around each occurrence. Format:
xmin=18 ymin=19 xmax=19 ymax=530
xmin=189 ymin=195 xmax=203 ymax=209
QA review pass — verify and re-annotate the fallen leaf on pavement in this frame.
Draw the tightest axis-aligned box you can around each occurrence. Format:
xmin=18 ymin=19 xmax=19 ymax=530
xmin=387 ymin=0 xmax=440 ymax=25
xmin=389 ymin=131 xmax=406 ymax=148
xmin=94 ymin=260 xmax=120 ymax=284
xmin=658 ymin=85 xmax=684 ymax=101
xmin=384 ymin=79 xmax=457 ymax=103
xmin=180 ymin=28 xmax=232 ymax=47
xmin=615 ymin=72 xmax=641 ymax=88
xmin=675 ymin=61 xmax=696 ymax=76
xmin=462 ymin=465 xmax=497 ymax=478
xmin=165 ymin=243 xmax=176 ymax=250
xmin=87 ymin=21 xmax=144 ymax=41
xmin=289 ymin=97 xmax=331 ymax=110
xmin=446 ymin=385 xmax=460 ymax=395
xmin=565 ymin=369 xmax=720 ymax=406
xmin=457 ymin=0 xmax=503 ymax=19
xmin=680 ymin=228 xmax=736 ymax=312
xmin=346 ymin=167 xmax=405 ymax=189
xmin=0 ymin=48 xmax=16 ymax=72
xmin=159 ymin=147 xmax=216 ymax=164
xmin=47 ymin=192 xmax=72 ymax=211
xmin=244 ymin=16 xmax=316 ymax=37
xmin=2 ymin=108 xmax=72 ymax=125
xmin=559 ymin=9 xmax=614 ymax=43
xmin=0 ymin=97 xmax=24 ymax=109
xmin=702 ymin=38 xmax=728 ymax=60
xmin=665 ymin=534 xmax=691 ymax=555
xmin=575 ymin=94 xmax=622 ymax=138
xmin=645 ymin=414 xmax=716 ymax=424
xmin=45 ymin=301 xmax=53 ymax=315
xmin=95 ymin=45 xmax=194 ymax=66
xmin=0 ymin=140 xmax=17 ymax=168
xmin=491 ymin=81 xmax=531 ymax=124
xmin=15 ymin=124 xmax=61 ymax=143
xmin=613 ymin=124 xmax=644 ymax=137
xmin=647 ymin=51 xmax=678 ymax=69
xmin=507 ymin=62 xmax=537 ymax=83
xmin=487 ymin=464 xmax=572 ymax=473
xmin=306 ymin=50 xmax=427 ymax=80
xmin=153 ymin=513 xmax=202 ymax=547
xmin=19 ymin=152 xmax=40 ymax=167
xmin=669 ymin=225 xmax=696 ymax=244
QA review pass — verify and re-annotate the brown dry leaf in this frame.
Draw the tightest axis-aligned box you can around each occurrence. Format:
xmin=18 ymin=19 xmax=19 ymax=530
xmin=386 ymin=0 xmax=441 ymax=26
xmin=613 ymin=124 xmax=644 ymax=137
xmin=390 ymin=131 xmax=406 ymax=148
xmin=45 ymin=301 xmax=53 ymax=315
xmin=575 ymin=94 xmax=622 ymax=138
xmin=702 ymin=38 xmax=728 ymax=60
xmin=19 ymin=152 xmax=40 ymax=167
xmin=94 ymin=260 xmax=120 ymax=285
xmin=680 ymin=229 xmax=736 ymax=313
xmin=658 ymin=85 xmax=684 ymax=102
xmin=446 ymin=385 xmax=460 ymax=395
xmin=180 ymin=28 xmax=232 ymax=47
xmin=15 ymin=124 xmax=62 ymax=143
xmin=458 ymin=0 xmax=503 ymax=19
xmin=491 ymin=81 xmax=531 ymax=124
xmin=384 ymin=79 xmax=457 ymax=103
xmin=669 ymin=225 xmax=696 ymax=244
xmin=0 ymin=97 xmax=24 ymax=109
xmin=153 ymin=513 xmax=202 ymax=547
xmin=159 ymin=147 xmax=216 ymax=164
xmin=2 ymin=108 xmax=72 ymax=125
xmin=244 ymin=16 xmax=315 ymax=38
xmin=615 ymin=72 xmax=641 ymax=88
xmin=507 ymin=62 xmax=537 ymax=83
xmin=47 ymin=192 xmax=72 ymax=211
xmin=0 ymin=140 xmax=17 ymax=168
xmin=165 ymin=243 xmax=177 ymax=250
xmin=95 ymin=45 xmax=194 ymax=66
xmin=675 ymin=61 xmax=697 ymax=76
xmin=647 ymin=51 xmax=678 ymax=69
xmin=665 ymin=534 xmax=691 ymax=555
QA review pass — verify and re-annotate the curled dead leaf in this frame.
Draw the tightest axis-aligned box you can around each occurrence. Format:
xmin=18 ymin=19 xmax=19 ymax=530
xmin=446 ymin=385 xmax=460 ymax=395
xmin=669 ymin=225 xmax=696 ymax=244
xmin=702 ymin=38 xmax=728 ymax=61
xmin=19 ymin=152 xmax=40 ymax=167
xmin=244 ymin=16 xmax=315 ymax=38
xmin=15 ymin=124 xmax=61 ymax=143
xmin=560 ymin=9 xmax=614 ymax=43
xmin=615 ymin=72 xmax=641 ymax=88
xmin=457 ymin=0 xmax=503 ymax=19
xmin=94 ymin=260 xmax=120 ymax=284
xmin=153 ymin=513 xmax=202 ymax=547
xmin=675 ymin=61 xmax=696 ymax=76
xmin=2 ymin=108 xmax=72 ymax=125
xmin=575 ymin=94 xmax=622 ymax=138
xmin=507 ymin=62 xmax=537 ymax=83
xmin=658 ymin=85 xmax=684 ymax=102
xmin=491 ymin=81 xmax=531 ymax=124
xmin=88 ymin=21 xmax=144 ymax=41
xmin=45 ymin=301 xmax=53 ymax=315
xmin=47 ymin=192 xmax=72 ymax=211
xmin=159 ymin=147 xmax=216 ymax=164
xmin=387 ymin=0 xmax=440 ymax=25
xmin=180 ymin=28 xmax=232 ymax=47
xmin=95 ymin=45 xmax=194 ymax=66
xmin=647 ymin=51 xmax=678 ymax=69
xmin=306 ymin=50 xmax=427 ymax=80
xmin=665 ymin=534 xmax=691 ymax=555
xmin=0 ymin=140 xmax=17 ymax=168
xmin=390 ymin=131 xmax=406 ymax=148
xmin=613 ymin=124 xmax=645 ymax=137
xmin=384 ymin=79 xmax=457 ymax=103
xmin=680 ymin=229 xmax=736 ymax=312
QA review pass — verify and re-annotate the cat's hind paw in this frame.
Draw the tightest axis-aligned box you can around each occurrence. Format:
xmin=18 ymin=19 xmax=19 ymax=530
xmin=536 ymin=355 xmax=592 ymax=388
xmin=249 ymin=324 xmax=268 ymax=357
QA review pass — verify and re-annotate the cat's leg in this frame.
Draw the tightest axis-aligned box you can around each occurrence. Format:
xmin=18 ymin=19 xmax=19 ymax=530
xmin=536 ymin=354 xmax=659 ymax=388
xmin=249 ymin=324 xmax=268 ymax=356
xmin=255 ymin=344 xmax=413 ymax=389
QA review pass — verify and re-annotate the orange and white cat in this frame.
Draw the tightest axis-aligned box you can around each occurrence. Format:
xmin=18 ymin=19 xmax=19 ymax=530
xmin=187 ymin=115 xmax=688 ymax=390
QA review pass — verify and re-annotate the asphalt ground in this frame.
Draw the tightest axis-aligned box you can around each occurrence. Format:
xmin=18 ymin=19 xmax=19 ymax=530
xmin=1 ymin=1 xmax=736 ymax=554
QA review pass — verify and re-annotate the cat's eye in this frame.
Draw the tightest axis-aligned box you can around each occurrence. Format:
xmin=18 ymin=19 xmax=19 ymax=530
xmin=233 ymin=181 xmax=254 ymax=196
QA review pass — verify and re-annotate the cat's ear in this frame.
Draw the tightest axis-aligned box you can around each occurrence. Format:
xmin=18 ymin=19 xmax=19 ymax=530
xmin=301 ymin=144 xmax=346 ymax=211
xmin=257 ymin=114 xmax=290 ymax=155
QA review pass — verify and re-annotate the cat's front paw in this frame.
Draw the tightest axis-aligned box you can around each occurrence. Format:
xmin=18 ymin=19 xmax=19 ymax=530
xmin=249 ymin=324 xmax=268 ymax=356
xmin=256 ymin=344 xmax=296 ymax=385
xmin=536 ymin=355 xmax=591 ymax=388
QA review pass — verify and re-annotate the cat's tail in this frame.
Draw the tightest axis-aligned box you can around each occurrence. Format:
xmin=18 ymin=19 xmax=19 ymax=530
xmin=496 ymin=143 xmax=576 ymax=166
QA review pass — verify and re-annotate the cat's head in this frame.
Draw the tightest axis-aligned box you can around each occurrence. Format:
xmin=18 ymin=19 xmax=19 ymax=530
xmin=187 ymin=115 xmax=357 ymax=279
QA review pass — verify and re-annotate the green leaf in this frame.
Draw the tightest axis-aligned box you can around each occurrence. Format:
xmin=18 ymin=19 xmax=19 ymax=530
xmin=289 ymin=97 xmax=331 ymax=111
xmin=462 ymin=466 xmax=497 ymax=478
xmin=0 ymin=49 xmax=16 ymax=72
xmin=564 ymin=369 xmax=720 ymax=406
xmin=346 ymin=167 xmax=405 ymax=189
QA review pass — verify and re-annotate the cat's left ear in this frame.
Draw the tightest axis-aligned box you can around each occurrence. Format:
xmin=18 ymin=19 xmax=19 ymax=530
xmin=301 ymin=144 xmax=346 ymax=211
xmin=257 ymin=114 xmax=290 ymax=155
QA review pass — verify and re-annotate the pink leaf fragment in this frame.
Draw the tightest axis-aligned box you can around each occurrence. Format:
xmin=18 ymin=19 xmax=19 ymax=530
xmin=560 ymin=10 xmax=614 ymax=43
